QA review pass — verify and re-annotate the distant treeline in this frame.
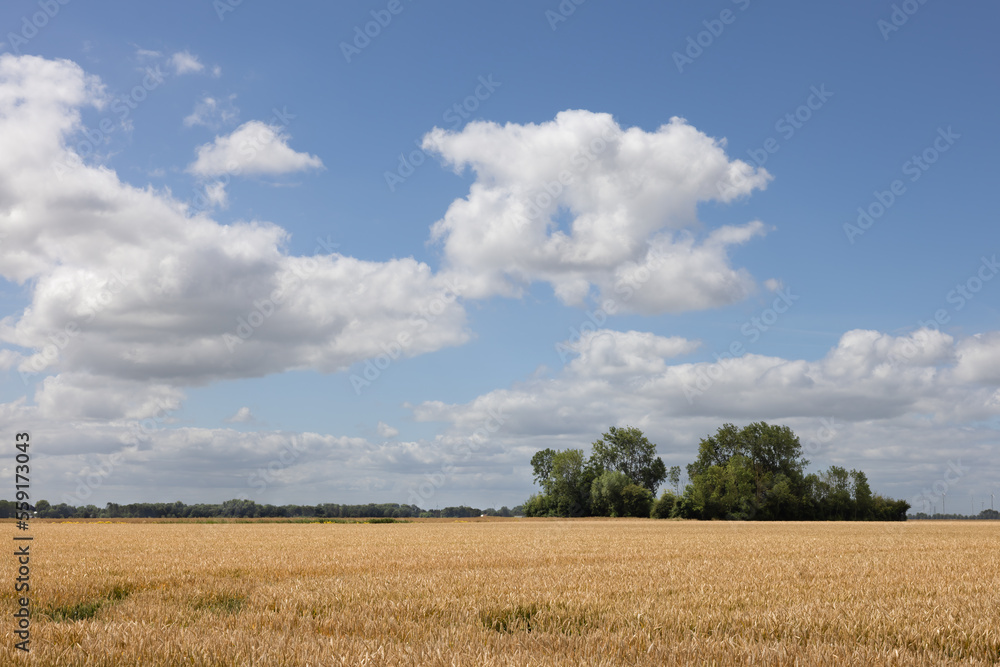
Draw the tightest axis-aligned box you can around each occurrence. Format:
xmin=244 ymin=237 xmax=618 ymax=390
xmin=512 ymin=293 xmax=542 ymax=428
xmin=0 ymin=499 xmax=524 ymax=520
xmin=525 ymin=423 xmax=912 ymax=521
xmin=910 ymin=510 xmax=999 ymax=520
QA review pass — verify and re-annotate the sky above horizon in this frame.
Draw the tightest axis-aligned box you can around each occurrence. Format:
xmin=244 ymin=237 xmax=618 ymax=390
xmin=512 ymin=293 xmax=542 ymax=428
xmin=0 ymin=1 xmax=997 ymax=514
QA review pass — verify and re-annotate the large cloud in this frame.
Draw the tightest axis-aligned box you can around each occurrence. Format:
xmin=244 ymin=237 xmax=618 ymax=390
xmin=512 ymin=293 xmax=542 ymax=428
xmin=0 ymin=55 xmax=468 ymax=412
xmin=414 ymin=328 xmax=999 ymax=431
xmin=422 ymin=110 xmax=772 ymax=310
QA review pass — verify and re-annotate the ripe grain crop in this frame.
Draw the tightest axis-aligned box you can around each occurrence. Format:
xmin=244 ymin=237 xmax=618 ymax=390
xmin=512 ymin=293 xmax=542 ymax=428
xmin=2 ymin=520 xmax=998 ymax=665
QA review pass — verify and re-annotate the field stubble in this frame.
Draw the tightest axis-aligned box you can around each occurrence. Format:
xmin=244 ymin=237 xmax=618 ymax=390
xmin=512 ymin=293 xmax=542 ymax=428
xmin=2 ymin=520 xmax=998 ymax=665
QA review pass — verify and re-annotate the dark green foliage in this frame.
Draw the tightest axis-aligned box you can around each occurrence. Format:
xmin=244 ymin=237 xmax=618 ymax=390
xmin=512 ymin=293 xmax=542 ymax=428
xmin=439 ymin=506 xmax=482 ymax=518
xmin=620 ymin=484 xmax=653 ymax=518
xmin=650 ymin=491 xmax=679 ymax=519
xmin=590 ymin=471 xmax=630 ymax=517
xmin=521 ymin=493 xmax=550 ymax=517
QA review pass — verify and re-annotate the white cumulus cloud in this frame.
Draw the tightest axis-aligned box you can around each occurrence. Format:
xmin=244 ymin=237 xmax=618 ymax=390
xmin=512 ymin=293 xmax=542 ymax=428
xmin=187 ymin=120 xmax=323 ymax=177
xmin=422 ymin=110 xmax=772 ymax=312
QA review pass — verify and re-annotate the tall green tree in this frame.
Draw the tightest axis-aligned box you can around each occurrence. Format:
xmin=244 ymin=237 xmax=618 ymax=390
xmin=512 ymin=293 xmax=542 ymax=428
xmin=526 ymin=448 xmax=598 ymax=516
xmin=590 ymin=470 xmax=630 ymax=517
xmin=686 ymin=454 xmax=757 ymax=519
xmin=688 ymin=422 xmax=808 ymax=508
xmin=668 ymin=466 xmax=681 ymax=494
xmin=820 ymin=465 xmax=852 ymax=519
xmin=686 ymin=422 xmax=743 ymax=478
xmin=530 ymin=448 xmax=557 ymax=494
xmin=590 ymin=426 xmax=667 ymax=494
xmin=850 ymin=469 xmax=873 ymax=519
xmin=549 ymin=449 xmax=588 ymax=515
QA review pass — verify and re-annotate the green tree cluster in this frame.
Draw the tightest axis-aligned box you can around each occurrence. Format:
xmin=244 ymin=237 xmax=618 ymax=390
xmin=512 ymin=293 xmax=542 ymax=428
xmin=524 ymin=426 xmax=664 ymax=517
xmin=672 ymin=423 xmax=908 ymax=520
xmin=525 ymin=422 xmax=910 ymax=521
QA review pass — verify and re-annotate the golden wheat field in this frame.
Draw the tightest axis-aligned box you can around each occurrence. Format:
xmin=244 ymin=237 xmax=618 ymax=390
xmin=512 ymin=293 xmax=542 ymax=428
xmin=2 ymin=519 xmax=998 ymax=666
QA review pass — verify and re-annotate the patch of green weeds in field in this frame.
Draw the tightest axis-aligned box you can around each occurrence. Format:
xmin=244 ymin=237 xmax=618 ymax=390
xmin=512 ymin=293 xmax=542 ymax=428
xmin=480 ymin=603 xmax=541 ymax=633
xmin=44 ymin=584 xmax=133 ymax=622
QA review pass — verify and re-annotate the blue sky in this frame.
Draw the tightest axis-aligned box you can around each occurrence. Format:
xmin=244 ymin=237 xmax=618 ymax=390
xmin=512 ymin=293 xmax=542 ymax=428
xmin=1 ymin=0 xmax=997 ymax=513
